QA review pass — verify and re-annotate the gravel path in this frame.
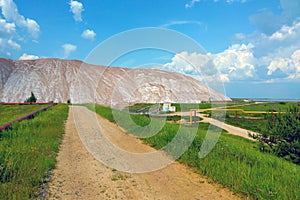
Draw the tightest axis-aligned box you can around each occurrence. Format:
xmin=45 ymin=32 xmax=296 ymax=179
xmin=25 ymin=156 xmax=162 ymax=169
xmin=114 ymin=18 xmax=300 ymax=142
xmin=47 ymin=106 xmax=241 ymax=200
xmin=199 ymin=114 xmax=256 ymax=140
xmin=160 ymin=111 xmax=257 ymax=141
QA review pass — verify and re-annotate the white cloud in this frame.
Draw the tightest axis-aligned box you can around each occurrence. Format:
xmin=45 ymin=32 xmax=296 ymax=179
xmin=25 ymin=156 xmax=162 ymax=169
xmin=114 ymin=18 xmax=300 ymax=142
xmin=162 ymin=51 xmax=211 ymax=75
xmin=0 ymin=0 xmax=40 ymax=38
xmin=7 ymin=39 xmax=20 ymax=50
xmin=267 ymin=58 xmax=292 ymax=75
xmin=19 ymin=53 xmax=39 ymax=60
xmin=81 ymin=29 xmax=96 ymax=41
xmin=291 ymin=49 xmax=300 ymax=78
xmin=213 ymin=43 xmax=256 ymax=80
xmin=0 ymin=18 xmax=15 ymax=34
xmin=161 ymin=44 xmax=257 ymax=83
xmin=185 ymin=0 xmax=247 ymax=8
xmin=62 ymin=43 xmax=77 ymax=58
xmin=185 ymin=0 xmax=200 ymax=8
xmin=69 ymin=0 xmax=84 ymax=22
xmin=161 ymin=46 xmax=300 ymax=84
xmin=269 ymin=21 xmax=300 ymax=41
xmin=235 ymin=20 xmax=300 ymax=62
xmin=249 ymin=0 xmax=300 ymax=35
xmin=161 ymin=51 xmax=230 ymax=83
xmin=161 ymin=20 xmax=203 ymax=28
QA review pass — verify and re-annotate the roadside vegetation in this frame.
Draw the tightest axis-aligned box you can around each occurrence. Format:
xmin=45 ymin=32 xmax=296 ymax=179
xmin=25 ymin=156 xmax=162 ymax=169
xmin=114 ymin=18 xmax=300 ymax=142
xmin=250 ymin=106 xmax=300 ymax=165
xmin=86 ymin=103 xmax=300 ymax=200
xmin=0 ymin=104 xmax=47 ymax=125
xmin=0 ymin=104 xmax=68 ymax=199
xmin=206 ymin=102 xmax=299 ymax=133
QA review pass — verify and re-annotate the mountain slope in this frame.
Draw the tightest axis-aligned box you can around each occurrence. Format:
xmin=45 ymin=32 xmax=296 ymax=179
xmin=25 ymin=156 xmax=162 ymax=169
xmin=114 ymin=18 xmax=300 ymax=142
xmin=0 ymin=58 xmax=230 ymax=107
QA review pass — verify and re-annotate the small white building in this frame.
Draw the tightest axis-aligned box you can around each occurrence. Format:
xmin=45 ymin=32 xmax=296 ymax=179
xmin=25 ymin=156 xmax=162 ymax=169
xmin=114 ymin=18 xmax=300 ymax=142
xmin=162 ymin=103 xmax=176 ymax=112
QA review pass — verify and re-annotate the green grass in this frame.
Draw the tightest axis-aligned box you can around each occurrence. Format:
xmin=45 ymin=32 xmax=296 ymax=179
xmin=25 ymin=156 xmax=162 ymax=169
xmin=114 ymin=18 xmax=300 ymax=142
xmin=87 ymin=104 xmax=300 ymax=200
xmin=124 ymin=103 xmax=154 ymax=111
xmin=0 ymin=104 xmax=48 ymax=125
xmin=204 ymin=102 xmax=299 ymax=133
xmin=208 ymin=110 xmax=267 ymax=133
xmin=173 ymin=103 xmax=212 ymax=112
xmin=229 ymin=102 xmax=298 ymax=112
xmin=0 ymin=104 xmax=69 ymax=199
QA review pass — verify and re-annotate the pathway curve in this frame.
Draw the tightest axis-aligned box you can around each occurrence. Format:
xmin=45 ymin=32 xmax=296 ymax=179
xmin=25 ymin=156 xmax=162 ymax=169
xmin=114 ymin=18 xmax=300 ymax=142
xmin=161 ymin=109 xmax=257 ymax=141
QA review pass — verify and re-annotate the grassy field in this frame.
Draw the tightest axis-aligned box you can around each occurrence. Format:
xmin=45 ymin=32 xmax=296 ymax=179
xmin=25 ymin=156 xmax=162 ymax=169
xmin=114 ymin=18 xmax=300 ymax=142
xmin=0 ymin=104 xmax=47 ymax=125
xmin=0 ymin=104 xmax=69 ymax=199
xmin=87 ymin=104 xmax=300 ymax=200
xmin=125 ymin=100 xmax=251 ymax=113
xmin=206 ymin=102 xmax=299 ymax=133
xmin=228 ymin=102 xmax=298 ymax=111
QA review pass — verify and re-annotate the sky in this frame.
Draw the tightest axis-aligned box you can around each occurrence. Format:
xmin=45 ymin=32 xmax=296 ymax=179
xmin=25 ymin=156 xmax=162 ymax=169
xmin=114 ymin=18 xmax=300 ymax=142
xmin=0 ymin=0 xmax=299 ymax=99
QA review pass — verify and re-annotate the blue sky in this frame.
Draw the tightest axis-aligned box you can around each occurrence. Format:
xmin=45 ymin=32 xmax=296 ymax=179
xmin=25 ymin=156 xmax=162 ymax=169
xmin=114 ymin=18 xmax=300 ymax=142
xmin=0 ymin=0 xmax=299 ymax=99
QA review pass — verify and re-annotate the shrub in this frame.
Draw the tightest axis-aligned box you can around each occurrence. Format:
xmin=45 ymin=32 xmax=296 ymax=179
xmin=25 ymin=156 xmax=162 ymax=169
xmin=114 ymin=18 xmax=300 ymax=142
xmin=251 ymin=106 xmax=300 ymax=165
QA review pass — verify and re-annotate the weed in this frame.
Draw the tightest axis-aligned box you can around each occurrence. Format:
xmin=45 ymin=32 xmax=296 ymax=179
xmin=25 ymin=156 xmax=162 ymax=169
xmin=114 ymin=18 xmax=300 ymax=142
xmin=89 ymin=104 xmax=300 ymax=200
xmin=0 ymin=104 xmax=69 ymax=199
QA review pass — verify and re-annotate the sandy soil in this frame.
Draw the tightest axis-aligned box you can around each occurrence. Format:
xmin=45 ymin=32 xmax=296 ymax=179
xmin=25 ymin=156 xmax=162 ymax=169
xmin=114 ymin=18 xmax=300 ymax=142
xmin=160 ymin=111 xmax=256 ymax=140
xmin=199 ymin=114 xmax=256 ymax=140
xmin=47 ymin=106 xmax=241 ymax=200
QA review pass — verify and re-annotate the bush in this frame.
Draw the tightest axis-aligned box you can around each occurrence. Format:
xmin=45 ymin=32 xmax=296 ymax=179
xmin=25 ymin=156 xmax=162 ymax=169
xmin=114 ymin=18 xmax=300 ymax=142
xmin=251 ymin=106 xmax=300 ymax=164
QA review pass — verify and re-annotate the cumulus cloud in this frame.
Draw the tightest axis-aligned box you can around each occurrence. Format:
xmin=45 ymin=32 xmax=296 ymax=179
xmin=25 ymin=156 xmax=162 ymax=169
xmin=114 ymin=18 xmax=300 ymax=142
xmin=19 ymin=53 xmax=39 ymax=60
xmin=69 ymin=0 xmax=84 ymax=22
xmin=162 ymin=45 xmax=300 ymax=83
xmin=269 ymin=21 xmax=300 ymax=41
xmin=81 ymin=29 xmax=96 ymax=41
xmin=161 ymin=51 xmax=229 ymax=83
xmin=0 ymin=0 xmax=40 ymax=38
xmin=267 ymin=58 xmax=292 ymax=75
xmin=0 ymin=18 xmax=15 ymax=35
xmin=249 ymin=0 xmax=300 ymax=35
xmin=213 ymin=43 xmax=256 ymax=80
xmin=7 ymin=39 xmax=20 ymax=50
xmin=290 ymin=49 xmax=300 ymax=78
xmin=62 ymin=43 xmax=77 ymax=58
xmin=235 ymin=20 xmax=300 ymax=61
xmin=162 ymin=51 xmax=211 ymax=75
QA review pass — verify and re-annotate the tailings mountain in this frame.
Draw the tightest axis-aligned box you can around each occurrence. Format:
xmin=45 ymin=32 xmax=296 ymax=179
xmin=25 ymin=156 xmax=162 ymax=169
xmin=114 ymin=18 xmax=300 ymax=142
xmin=0 ymin=58 xmax=230 ymax=107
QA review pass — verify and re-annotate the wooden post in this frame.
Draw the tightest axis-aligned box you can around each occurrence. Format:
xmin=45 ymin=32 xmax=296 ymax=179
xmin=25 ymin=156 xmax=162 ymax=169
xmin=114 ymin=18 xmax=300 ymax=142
xmin=235 ymin=110 xmax=238 ymax=124
xmin=194 ymin=110 xmax=196 ymax=124
xmin=190 ymin=110 xmax=192 ymax=125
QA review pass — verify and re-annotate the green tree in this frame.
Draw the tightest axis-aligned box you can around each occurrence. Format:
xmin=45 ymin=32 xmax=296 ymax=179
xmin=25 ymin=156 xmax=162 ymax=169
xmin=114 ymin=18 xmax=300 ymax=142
xmin=251 ymin=106 xmax=300 ymax=164
xmin=25 ymin=92 xmax=37 ymax=103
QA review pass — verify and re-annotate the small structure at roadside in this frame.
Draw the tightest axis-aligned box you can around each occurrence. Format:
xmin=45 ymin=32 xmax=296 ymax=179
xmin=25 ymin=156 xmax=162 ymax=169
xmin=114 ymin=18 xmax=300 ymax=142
xmin=162 ymin=103 xmax=176 ymax=112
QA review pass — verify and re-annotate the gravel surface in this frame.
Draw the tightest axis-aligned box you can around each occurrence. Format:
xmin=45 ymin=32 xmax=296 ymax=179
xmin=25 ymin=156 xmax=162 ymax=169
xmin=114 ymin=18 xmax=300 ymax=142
xmin=47 ymin=106 xmax=241 ymax=200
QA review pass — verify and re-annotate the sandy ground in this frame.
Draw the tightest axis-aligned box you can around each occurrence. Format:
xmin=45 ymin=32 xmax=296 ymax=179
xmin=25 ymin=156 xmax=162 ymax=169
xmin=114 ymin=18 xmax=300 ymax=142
xmin=161 ymin=111 xmax=256 ymax=140
xmin=199 ymin=114 xmax=256 ymax=140
xmin=47 ymin=106 xmax=241 ymax=200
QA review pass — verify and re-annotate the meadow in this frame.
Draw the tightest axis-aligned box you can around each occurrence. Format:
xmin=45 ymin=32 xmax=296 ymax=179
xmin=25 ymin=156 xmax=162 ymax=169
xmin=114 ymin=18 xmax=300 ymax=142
xmin=0 ymin=104 xmax=68 ymax=199
xmin=87 ymin=103 xmax=300 ymax=200
xmin=0 ymin=104 xmax=47 ymax=125
xmin=205 ymin=102 xmax=299 ymax=133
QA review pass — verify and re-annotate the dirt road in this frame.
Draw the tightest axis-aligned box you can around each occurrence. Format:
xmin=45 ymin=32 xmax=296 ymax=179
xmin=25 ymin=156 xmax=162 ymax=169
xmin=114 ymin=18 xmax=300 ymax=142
xmin=160 ymin=111 xmax=256 ymax=141
xmin=199 ymin=114 xmax=256 ymax=140
xmin=47 ymin=106 xmax=241 ymax=200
